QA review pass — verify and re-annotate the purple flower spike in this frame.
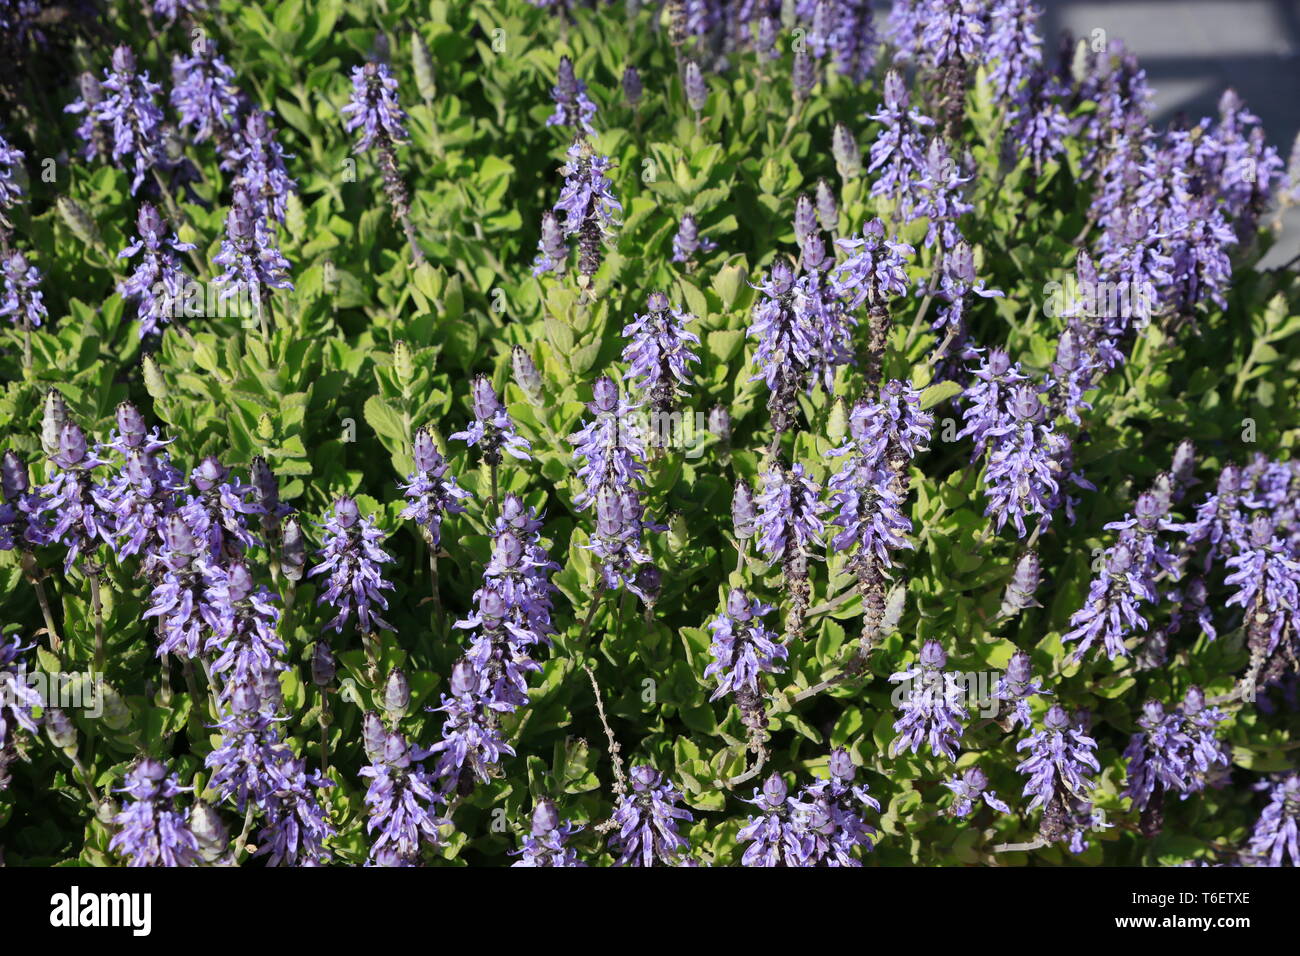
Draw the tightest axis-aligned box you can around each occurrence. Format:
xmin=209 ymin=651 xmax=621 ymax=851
xmin=450 ymin=375 xmax=531 ymax=465
xmin=308 ymin=496 xmax=396 ymax=635
xmin=608 ymin=765 xmax=694 ymax=866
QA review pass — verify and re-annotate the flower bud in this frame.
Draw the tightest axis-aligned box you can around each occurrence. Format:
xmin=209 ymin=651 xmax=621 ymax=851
xmin=383 ymin=667 xmax=411 ymax=721
xmin=190 ymin=800 xmax=231 ymax=863
xmin=512 ymin=345 xmax=544 ymax=406
xmin=280 ymin=516 xmax=306 ymax=582
xmin=412 ymin=32 xmax=437 ymax=102
xmin=41 ymin=389 xmax=69 ymax=458
xmin=45 ymin=708 xmax=77 ymax=751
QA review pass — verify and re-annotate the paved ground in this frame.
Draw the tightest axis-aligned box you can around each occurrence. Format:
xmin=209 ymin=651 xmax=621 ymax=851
xmin=1036 ymin=0 xmax=1300 ymax=265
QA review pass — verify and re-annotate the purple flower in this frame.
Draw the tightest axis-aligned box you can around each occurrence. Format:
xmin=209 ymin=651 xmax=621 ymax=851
xmin=985 ymin=0 xmax=1043 ymax=103
xmin=1224 ymin=514 xmax=1300 ymax=660
xmin=608 ymin=765 xmax=694 ymax=866
xmin=1064 ymin=493 xmax=1178 ymax=660
xmin=1016 ymin=705 xmax=1106 ymax=852
xmin=66 ymin=46 xmax=166 ymax=193
xmin=511 ymin=799 xmax=586 ymax=867
xmin=570 ymin=376 xmax=656 ymax=597
xmin=981 ymin=385 xmax=1091 ymax=539
xmin=143 ymin=513 xmax=215 ymax=658
xmin=546 ymin=139 xmax=622 ymax=277
xmin=428 ymin=660 xmax=516 ymax=792
xmin=359 ymin=726 xmax=445 ymax=865
xmin=889 ymin=640 xmax=966 ymax=762
xmin=791 ymin=750 xmax=881 ymax=866
xmin=177 ymin=456 xmax=262 ymax=564
xmin=117 ymin=203 xmax=195 ymax=337
xmin=1 ymin=249 xmax=47 ymax=329
xmin=704 ymin=589 xmax=787 ymax=702
xmin=1247 ymin=773 xmax=1300 ymax=867
xmin=398 ymin=426 xmax=471 ymax=550
xmin=992 ymin=650 xmax=1050 ymax=730
xmin=622 ymin=66 xmax=642 ymax=108
xmin=737 ymin=773 xmax=805 ymax=866
xmin=170 ymin=45 xmax=243 ymax=152
xmin=1124 ymin=690 xmax=1228 ymax=822
xmin=202 ymin=561 xmax=285 ymax=706
xmin=342 ymin=62 xmax=409 ymax=152
xmin=831 ymin=219 xmax=912 ymax=311
xmin=867 ymin=69 xmax=933 ymax=206
xmin=944 ymin=765 xmax=1011 ymax=818
xmin=548 ymin=56 xmax=597 ymax=134
xmin=827 ymin=391 xmax=923 ymax=568
xmin=308 ymin=496 xmax=395 ymax=634
xmin=34 ymin=423 xmax=111 ymax=572
xmin=450 ymin=375 xmax=531 ymax=465
xmin=0 ymin=636 xmax=41 ymax=790
xmin=748 ymin=259 xmax=817 ymax=435
xmin=205 ymin=697 xmax=335 ymax=866
xmin=109 ymin=759 xmax=201 ymax=867
xmin=621 ymin=291 xmax=700 ymax=412
xmin=0 ymin=128 xmax=25 ymax=214
xmin=671 ymin=213 xmax=717 ymax=263
xmin=212 ymin=188 xmax=293 ymax=320
xmin=229 ymin=110 xmax=296 ymax=222
xmin=532 ymin=209 xmax=568 ymax=275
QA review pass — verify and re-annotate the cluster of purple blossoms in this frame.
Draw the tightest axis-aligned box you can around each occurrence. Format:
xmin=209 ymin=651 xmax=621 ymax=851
xmin=342 ymin=62 xmax=409 ymax=152
xmin=359 ymin=717 xmax=445 ymax=866
xmin=109 ymin=759 xmax=201 ymax=867
xmin=827 ymin=381 xmax=930 ymax=562
xmin=205 ymin=685 xmax=334 ymax=866
xmin=0 ymin=128 xmax=23 ymax=215
xmin=535 ymin=139 xmax=621 ymax=278
xmin=748 ymin=260 xmax=813 ymax=436
xmin=548 ymin=56 xmax=597 ymax=134
xmin=992 ymin=650 xmax=1050 ymax=730
xmin=985 ymin=0 xmax=1043 ymax=103
xmin=34 ymin=423 xmax=112 ymax=573
xmin=738 ymin=751 xmax=880 ymax=866
xmin=450 ymin=376 xmax=531 ymax=466
xmin=1123 ymin=689 xmax=1229 ymax=827
xmin=1016 ymin=705 xmax=1107 ymax=852
xmin=511 ymin=799 xmax=586 ymax=867
xmin=117 ymin=203 xmax=195 ymax=337
xmin=867 ymin=70 xmax=933 ymax=210
xmin=65 ymin=46 xmax=167 ymax=193
xmin=308 ymin=496 xmax=395 ymax=635
xmin=0 ymin=636 xmax=41 ymax=790
xmin=944 ymin=765 xmax=1011 ymax=819
xmin=433 ymin=496 xmax=558 ymax=793
xmin=398 ymin=427 xmax=470 ymax=550
xmin=1007 ymin=69 xmax=1071 ymax=173
xmin=1246 ymin=773 xmax=1300 ymax=867
xmin=928 ymin=240 xmax=1002 ymax=351
xmin=1 ymin=249 xmax=47 ymax=330
xmin=621 ymin=292 xmax=700 ymax=414
xmin=1224 ymin=514 xmax=1300 ymax=663
xmin=908 ymin=138 xmax=973 ymax=251
xmin=178 ymin=456 xmax=263 ymax=565
xmin=826 ymin=0 xmax=876 ymax=84
xmin=608 ymin=765 xmax=694 ymax=866
xmin=203 ymin=561 xmax=284 ymax=705
xmin=830 ymin=218 xmax=912 ymax=310
xmin=170 ymin=44 xmax=243 ymax=153
xmin=212 ymin=188 xmax=294 ymax=320
xmin=143 ymin=512 xmax=225 ymax=659
xmin=231 ymin=110 xmax=296 ymax=224
xmin=428 ymin=660 xmax=516 ymax=795
xmin=570 ymin=376 xmax=657 ymax=598
xmin=1064 ymin=492 xmax=1178 ymax=660
xmin=889 ymin=640 xmax=966 ymax=762
xmin=959 ymin=349 xmax=1028 ymax=456
xmin=670 ymin=213 xmax=716 ymax=264
xmin=755 ymin=461 xmax=827 ymax=637
xmin=704 ymin=589 xmax=787 ymax=729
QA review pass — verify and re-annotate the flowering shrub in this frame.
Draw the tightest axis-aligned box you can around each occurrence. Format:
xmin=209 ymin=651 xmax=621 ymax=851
xmin=0 ymin=0 xmax=1299 ymax=868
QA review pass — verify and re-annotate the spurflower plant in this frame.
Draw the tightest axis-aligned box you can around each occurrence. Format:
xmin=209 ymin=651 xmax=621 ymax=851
xmin=0 ymin=0 xmax=1298 ymax=872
